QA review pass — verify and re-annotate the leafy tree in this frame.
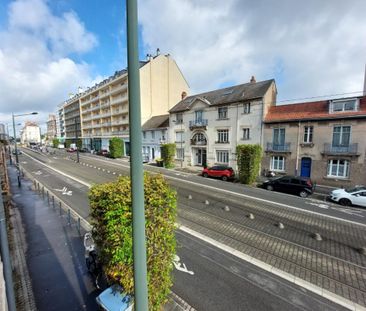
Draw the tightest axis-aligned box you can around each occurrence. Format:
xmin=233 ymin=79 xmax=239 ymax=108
xmin=89 ymin=173 xmax=177 ymax=310
xmin=236 ymin=144 xmax=262 ymax=184
xmin=52 ymin=138 xmax=60 ymax=148
xmin=109 ymin=137 xmax=124 ymax=158
xmin=160 ymin=143 xmax=176 ymax=168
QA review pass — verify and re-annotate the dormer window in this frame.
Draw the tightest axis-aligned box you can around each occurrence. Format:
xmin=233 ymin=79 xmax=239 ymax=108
xmin=330 ymin=99 xmax=358 ymax=113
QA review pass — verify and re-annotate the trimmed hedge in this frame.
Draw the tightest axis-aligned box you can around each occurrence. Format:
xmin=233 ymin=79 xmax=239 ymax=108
xmin=109 ymin=137 xmax=124 ymax=158
xmin=160 ymin=143 xmax=176 ymax=168
xmin=236 ymin=144 xmax=262 ymax=184
xmin=89 ymin=173 xmax=177 ymax=310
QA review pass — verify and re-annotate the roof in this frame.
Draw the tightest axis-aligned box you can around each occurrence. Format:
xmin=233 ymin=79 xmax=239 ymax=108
xmin=264 ymin=96 xmax=366 ymax=123
xmin=142 ymin=114 xmax=169 ymax=130
xmin=169 ymin=79 xmax=275 ymax=113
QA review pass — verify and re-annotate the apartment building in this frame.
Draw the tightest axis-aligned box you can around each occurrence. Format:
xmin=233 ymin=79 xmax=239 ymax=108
xmin=168 ymin=77 xmax=277 ymax=168
xmin=142 ymin=114 xmax=169 ymax=162
xmin=20 ymin=121 xmax=41 ymax=144
xmin=46 ymin=114 xmax=57 ymax=140
xmin=262 ymin=96 xmax=366 ymax=186
xmin=59 ymin=53 xmax=189 ymax=152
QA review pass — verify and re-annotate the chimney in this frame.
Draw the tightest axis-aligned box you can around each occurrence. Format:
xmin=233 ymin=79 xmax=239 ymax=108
xmin=181 ymin=91 xmax=187 ymax=100
xmin=250 ymin=76 xmax=256 ymax=83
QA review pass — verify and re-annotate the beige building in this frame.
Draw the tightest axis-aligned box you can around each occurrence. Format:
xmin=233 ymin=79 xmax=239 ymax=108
xmin=263 ymin=95 xmax=366 ymax=186
xmin=59 ymin=53 xmax=189 ymax=152
xmin=46 ymin=114 xmax=57 ymax=141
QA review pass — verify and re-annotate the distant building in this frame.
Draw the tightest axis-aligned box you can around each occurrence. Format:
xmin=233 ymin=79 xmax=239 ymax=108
xmin=20 ymin=122 xmax=41 ymax=144
xmin=46 ymin=114 xmax=57 ymax=140
xmin=263 ymin=95 xmax=366 ymax=186
xmin=0 ymin=123 xmax=7 ymax=141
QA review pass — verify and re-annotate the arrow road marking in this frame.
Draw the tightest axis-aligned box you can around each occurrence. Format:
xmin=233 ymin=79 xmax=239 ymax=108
xmin=173 ymin=255 xmax=194 ymax=275
xmin=54 ymin=186 xmax=73 ymax=196
xmin=33 ymin=171 xmax=42 ymax=175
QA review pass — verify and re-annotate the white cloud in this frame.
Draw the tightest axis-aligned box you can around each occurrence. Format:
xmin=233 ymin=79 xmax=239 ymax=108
xmin=0 ymin=0 xmax=98 ymax=122
xmin=139 ymin=0 xmax=366 ymax=101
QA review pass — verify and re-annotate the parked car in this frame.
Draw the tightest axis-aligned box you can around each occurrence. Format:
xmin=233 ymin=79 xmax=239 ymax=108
xmin=79 ymin=147 xmax=90 ymax=153
xmin=97 ymin=149 xmax=109 ymax=156
xmin=96 ymin=285 xmax=133 ymax=311
xmin=262 ymin=175 xmax=314 ymax=198
xmin=66 ymin=148 xmax=76 ymax=153
xmin=328 ymin=186 xmax=366 ymax=207
xmin=202 ymin=166 xmax=235 ymax=181
xmin=12 ymin=149 xmax=22 ymax=155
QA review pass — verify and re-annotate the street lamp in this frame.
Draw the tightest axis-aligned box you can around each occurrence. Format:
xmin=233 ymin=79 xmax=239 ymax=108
xmin=12 ymin=111 xmax=38 ymax=186
xmin=173 ymin=118 xmax=184 ymax=168
xmin=74 ymin=117 xmax=80 ymax=163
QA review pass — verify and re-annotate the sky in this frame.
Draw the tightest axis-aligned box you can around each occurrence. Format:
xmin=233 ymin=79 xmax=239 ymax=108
xmin=0 ymin=0 xmax=366 ymax=131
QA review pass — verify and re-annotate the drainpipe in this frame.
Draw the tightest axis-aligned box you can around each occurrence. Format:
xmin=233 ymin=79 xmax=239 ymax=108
xmin=295 ymin=121 xmax=301 ymax=176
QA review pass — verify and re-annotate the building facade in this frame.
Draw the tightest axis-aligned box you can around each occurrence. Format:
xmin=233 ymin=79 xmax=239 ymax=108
xmin=20 ymin=122 xmax=41 ymax=144
xmin=262 ymin=96 xmax=366 ymax=186
xmin=168 ymin=77 xmax=277 ymax=168
xmin=46 ymin=114 xmax=57 ymax=141
xmin=58 ymin=53 xmax=189 ymax=153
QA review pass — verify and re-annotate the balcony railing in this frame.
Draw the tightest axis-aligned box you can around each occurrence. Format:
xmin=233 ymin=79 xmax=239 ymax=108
xmin=189 ymin=119 xmax=208 ymax=129
xmin=191 ymin=139 xmax=207 ymax=145
xmin=266 ymin=142 xmax=291 ymax=152
xmin=322 ymin=143 xmax=359 ymax=155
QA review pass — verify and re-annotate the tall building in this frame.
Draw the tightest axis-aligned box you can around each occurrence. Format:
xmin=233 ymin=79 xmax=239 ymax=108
xmin=0 ymin=124 xmax=7 ymax=141
xmin=20 ymin=121 xmax=41 ymax=144
xmin=46 ymin=114 xmax=57 ymax=140
xmin=59 ymin=53 xmax=189 ymax=152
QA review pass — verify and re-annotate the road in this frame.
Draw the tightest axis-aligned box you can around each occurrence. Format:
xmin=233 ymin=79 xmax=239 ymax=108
xmin=16 ymin=148 xmax=366 ymax=309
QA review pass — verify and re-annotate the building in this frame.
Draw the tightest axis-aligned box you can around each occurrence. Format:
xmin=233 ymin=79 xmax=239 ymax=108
xmin=58 ymin=53 xmax=189 ymax=153
xmin=20 ymin=121 xmax=41 ymax=144
xmin=262 ymin=95 xmax=366 ymax=186
xmin=168 ymin=77 xmax=277 ymax=168
xmin=141 ymin=114 xmax=169 ymax=162
xmin=0 ymin=124 xmax=7 ymax=141
xmin=46 ymin=114 xmax=57 ymax=141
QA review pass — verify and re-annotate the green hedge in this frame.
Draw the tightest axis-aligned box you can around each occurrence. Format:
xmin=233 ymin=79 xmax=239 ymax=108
xmin=109 ymin=137 xmax=124 ymax=158
xmin=236 ymin=144 xmax=262 ymax=184
xmin=52 ymin=138 xmax=59 ymax=148
xmin=89 ymin=173 xmax=177 ymax=310
xmin=160 ymin=143 xmax=176 ymax=168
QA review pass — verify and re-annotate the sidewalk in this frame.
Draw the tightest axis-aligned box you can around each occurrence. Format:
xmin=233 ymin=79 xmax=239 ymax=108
xmin=7 ymin=164 xmax=194 ymax=310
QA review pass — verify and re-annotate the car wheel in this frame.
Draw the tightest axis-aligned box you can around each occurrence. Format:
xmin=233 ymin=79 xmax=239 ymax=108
xmin=266 ymin=185 xmax=274 ymax=191
xmin=222 ymin=175 xmax=228 ymax=181
xmin=339 ymin=198 xmax=352 ymax=206
xmin=203 ymin=173 xmax=208 ymax=178
xmin=299 ymin=190 xmax=309 ymax=198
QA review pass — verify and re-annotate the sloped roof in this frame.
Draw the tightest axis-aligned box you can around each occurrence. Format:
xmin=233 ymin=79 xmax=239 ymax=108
xmin=265 ymin=96 xmax=366 ymax=123
xmin=142 ymin=114 xmax=169 ymax=130
xmin=169 ymin=79 xmax=275 ymax=113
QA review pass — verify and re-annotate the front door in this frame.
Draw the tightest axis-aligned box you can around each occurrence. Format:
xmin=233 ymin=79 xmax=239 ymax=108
xmin=300 ymin=157 xmax=312 ymax=177
xmin=195 ymin=148 xmax=207 ymax=166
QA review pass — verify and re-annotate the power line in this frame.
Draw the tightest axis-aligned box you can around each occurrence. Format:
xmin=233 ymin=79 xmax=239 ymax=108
xmin=278 ymin=90 xmax=364 ymax=103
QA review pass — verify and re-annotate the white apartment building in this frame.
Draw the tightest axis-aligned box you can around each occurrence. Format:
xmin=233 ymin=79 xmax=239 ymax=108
xmin=59 ymin=53 xmax=189 ymax=153
xmin=168 ymin=77 xmax=277 ymax=168
xmin=20 ymin=122 xmax=41 ymax=144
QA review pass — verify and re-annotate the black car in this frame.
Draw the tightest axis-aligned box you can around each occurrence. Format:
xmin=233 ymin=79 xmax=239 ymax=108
xmin=262 ymin=175 xmax=314 ymax=198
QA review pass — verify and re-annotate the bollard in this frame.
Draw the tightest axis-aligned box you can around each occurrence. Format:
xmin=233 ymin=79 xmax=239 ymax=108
xmin=33 ymin=180 xmax=36 ymax=190
xmin=188 ymin=195 xmax=192 ymax=200
xmin=67 ymin=209 xmax=71 ymax=225
xmin=224 ymin=206 xmax=230 ymax=212
xmin=59 ymin=201 xmax=62 ymax=215
xmin=47 ymin=191 xmax=49 ymax=205
xmin=52 ymin=196 xmax=55 ymax=208
xmin=37 ymin=182 xmax=40 ymax=193
xmin=205 ymin=200 xmax=209 ymax=205
xmin=77 ymin=218 xmax=81 ymax=234
xmin=248 ymin=213 xmax=255 ymax=219
xmin=42 ymin=186 xmax=44 ymax=198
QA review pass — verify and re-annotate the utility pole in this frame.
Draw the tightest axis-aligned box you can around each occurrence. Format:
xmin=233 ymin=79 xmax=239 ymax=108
xmin=74 ymin=118 xmax=80 ymax=163
xmin=126 ymin=0 xmax=149 ymax=310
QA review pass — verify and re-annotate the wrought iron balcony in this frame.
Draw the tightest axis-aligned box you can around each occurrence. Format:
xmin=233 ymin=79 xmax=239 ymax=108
xmin=266 ymin=142 xmax=291 ymax=152
xmin=190 ymin=139 xmax=207 ymax=145
xmin=322 ymin=143 xmax=359 ymax=155
xmin=189 ymin=119 xmax=208 ymax=129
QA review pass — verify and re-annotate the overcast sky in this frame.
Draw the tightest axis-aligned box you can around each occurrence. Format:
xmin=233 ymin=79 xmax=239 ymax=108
xmin=0 ymin=0 xmax=365 ymax=128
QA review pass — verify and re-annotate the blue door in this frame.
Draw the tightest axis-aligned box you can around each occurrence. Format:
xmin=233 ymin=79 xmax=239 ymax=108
xmin=300 ymin=157 xmax=312 ymax=177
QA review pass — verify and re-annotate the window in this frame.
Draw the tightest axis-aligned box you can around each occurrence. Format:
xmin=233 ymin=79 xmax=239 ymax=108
xmin=151 ymin=131 xmax=155 ymax=139
xmin=217 ymin=129 xmax=229 ymax=143
xmin=327 ymin=159 xmax=350 ymax=178
xmin=218 ymin=107 xmax=228 ymax=119
xmin=270 ymin=156 xmax=285 ymax=171
xmin=195 ymin=110 xmax=203 ymax=122
xmin=243 ymin=128 xmax=250 ymax=140
xmin=192 ymin=132 xmax=206 ymax=145
xmin=331 ymin=99 xmax=357 ymax=113
xmin=303 ymin=126 xmax=313 ymax=143
xmin=332 ymin=126 xmax=350 ymax=146
xmin=243 ymin=103 xmax=251 ymax=114
xmin=142 ymin=131 xmax=146 ymax=139
xmin=176 ymin=113 xmax=183 ymax=124
xmin=176 ymin=148 xmax=184 ymax=160
xmin=273 ymin=128 xmax=285 ymax=146
xmin=175 ymin=131 xmax=184 ymax=142
xmin=216 ymin=150 xmax=229 ymax=163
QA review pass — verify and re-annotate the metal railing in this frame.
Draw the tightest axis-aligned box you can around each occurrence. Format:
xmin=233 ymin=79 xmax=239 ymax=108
xmin=189 ymin=119 xmax=208 ymax=128
xmin=323 ymin=143 xmax=358 ymax=154
xmin=266 ymin=142 xmax=291 ymax=152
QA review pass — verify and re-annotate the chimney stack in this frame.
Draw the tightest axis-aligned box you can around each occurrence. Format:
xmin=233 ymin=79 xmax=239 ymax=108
xmin=250 ymin=76 xmax=256 ymax=83
xmin=181 ymin=91 xmax=187 ymax=100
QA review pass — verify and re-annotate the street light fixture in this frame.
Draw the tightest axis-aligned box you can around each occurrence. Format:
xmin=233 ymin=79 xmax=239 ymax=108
xmin=12 ymin=111 xmax=38 ymax=186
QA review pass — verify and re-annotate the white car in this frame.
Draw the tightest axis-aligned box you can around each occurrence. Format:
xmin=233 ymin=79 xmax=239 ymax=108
xmin=328 ymin=186 xmax=366 ymax=207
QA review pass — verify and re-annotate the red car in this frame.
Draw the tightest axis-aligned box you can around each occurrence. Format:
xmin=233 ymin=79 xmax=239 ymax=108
xmin=202 ymin=166 xmax=235 ymax=181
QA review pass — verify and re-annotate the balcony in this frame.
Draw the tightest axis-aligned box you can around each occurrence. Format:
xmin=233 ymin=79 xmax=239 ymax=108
xmin=189 ymin=119 xmax=208 ymax=130
xmin=266 ymin=142 xmax=291 ymax=153
xmin=322 ymin=143 xmax=359 ymax=156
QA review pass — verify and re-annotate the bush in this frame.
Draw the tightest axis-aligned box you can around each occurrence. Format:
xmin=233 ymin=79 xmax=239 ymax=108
xmin=236 ymin=144 xmax=262 ymax=184
xmin=89 ymin=173 xmax=177 ymax=310
xmin=160 ymin=144 xmax=176 ymax=168
xmin=109 ymin=137 xmax=124 ymax=158
xmin=52 ymin=138 xmax=59 ymax=148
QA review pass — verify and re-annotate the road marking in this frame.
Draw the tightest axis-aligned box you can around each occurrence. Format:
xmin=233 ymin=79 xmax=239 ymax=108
xmin=173 ymin=255 xmax=194 ymax=275
xmin=54 ymin=186 xmax=73 ymax=196
xmin=305 ymin=201 xmax=364 ymax=217
xmin=21 ymin=161 xmax=27 ymax=164
xmin=33 ymin=170 xmax=42 ymax=175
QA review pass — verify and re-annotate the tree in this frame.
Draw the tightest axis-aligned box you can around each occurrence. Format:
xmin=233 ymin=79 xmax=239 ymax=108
xmin=52 ymin=138 xmax=60 ymax=148
xmin=89 ymin=173 xmax=177 ymax=310
xmin=160 ymin=143 xmax=176 ymax=168
xmin=236 ymin=144 xmax=262 ymax=184
xmin=109 ymin=137 xmax=124 ymax=158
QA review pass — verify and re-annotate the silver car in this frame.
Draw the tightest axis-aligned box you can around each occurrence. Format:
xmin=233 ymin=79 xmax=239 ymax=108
xmin=328 ymin=186 xmax=366 ymax=207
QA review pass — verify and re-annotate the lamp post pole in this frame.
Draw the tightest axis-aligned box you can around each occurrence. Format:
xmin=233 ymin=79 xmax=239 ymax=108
xmin=74 ymin=118 xmax=80 ymax=163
